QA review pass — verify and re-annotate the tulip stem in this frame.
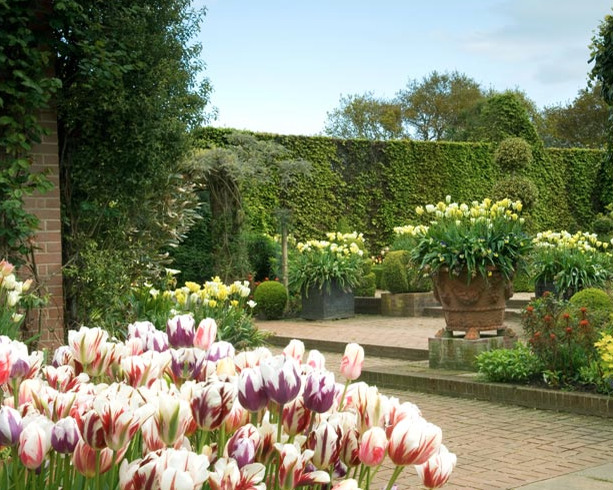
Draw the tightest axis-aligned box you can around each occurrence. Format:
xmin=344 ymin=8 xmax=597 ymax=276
xmin=95 ymin=449 xmax=101 ymax=490
xmin=385 ymin=465 xmax=405 ymax=490
xmin=62 ymin=454 xmax=71 ymax=490
xmin=338 ymin=380 xmax=350 ymax=411
xmin=250 ymin=411 xmax=259 ymax=427
xmin=276 ymin=403 xmax=284 ymax=442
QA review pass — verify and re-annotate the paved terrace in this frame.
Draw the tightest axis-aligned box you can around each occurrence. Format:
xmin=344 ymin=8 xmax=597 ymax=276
xmin=255 ymin=304 xmax=613 ymax=490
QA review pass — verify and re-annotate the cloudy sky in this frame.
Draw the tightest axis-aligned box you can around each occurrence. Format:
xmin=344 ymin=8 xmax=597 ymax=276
xmin=194 ymin=0 xmax=611 ymax=136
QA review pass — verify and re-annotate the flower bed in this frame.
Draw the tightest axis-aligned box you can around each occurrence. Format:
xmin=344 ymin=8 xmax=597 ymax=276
xmin=0 ymin=320 xmax=456 ymax=489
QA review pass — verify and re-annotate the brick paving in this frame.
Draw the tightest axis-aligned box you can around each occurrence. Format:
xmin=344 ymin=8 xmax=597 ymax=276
xmin=260 ymin=308 xmax=613 ymax=490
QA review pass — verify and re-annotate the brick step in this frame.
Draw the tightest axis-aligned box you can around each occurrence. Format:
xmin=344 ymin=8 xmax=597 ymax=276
xmin=422 ymin=306 xmax=524 ymax=320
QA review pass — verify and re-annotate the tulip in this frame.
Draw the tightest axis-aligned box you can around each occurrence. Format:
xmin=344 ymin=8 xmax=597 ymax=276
xmin=209 ymin=457 xmax=266 ymax=490
xmin=339 ymin=428 xmax=361 ymax=468
xmin=306 ymin=350 xmax=326 ymax=371
xmin=167 ymin=314 xmax=196 ymax=348
xmin=331 ymin=479 xmax=360 ymax=490
xmin=224 ymin=424 xmax=261 ymax=461
xmin=228 ymin=437 xmax=256 ymax=468
xmin=415 ymin=444 xmax=457 ymax=489
xmin=359 ymin=426 xmax=388 ymax=466
xmin=127 ymin=320 xmax=156 ymax=343
xmin=388 ymin=417 xmax=442 ymax=466
xmin=282 ymin=339 xmax=305 ymax=363
xmin=340 ymin=343 xmax=364 ymax=381
xmin=51 ymin=416 xmax=80 ymax=453
xmin=223 ymin=400 xmax=250 ymax=433
xmin=169 ymin=348 xmax=212 ymax=384
xmin=72 ymin=439 xmax=116 ymax=477
xmin=0 ymin=406 xmax=22 ymax=446
xmin=0 ymin=343 xmax=10 ymax=385
xmin=51 ymin=345 xmax=75 ymax=369
xmin=206 ymin=341 xmax=235 ymax=362
xmin=303 ymin=370 xmax=336 ymax=413
xmin=190 ymin=381 xmax=236 ymax=431
xmin=194 ymin=318 xmax=217 ymax=350
xmin=275 ymin=443 xmax=330 ymax=490
xmin=260 ymin=356 xmax=302 ymax=405
xmin=281 ymin=396 xmax=311 ymax=437
xmin=147 ymin=329 xmax=170 ymax=352
xmin=157 ymin=395 xmax=192 ymax=447
xmin=68 ymin=326 xmax=109 ymax=367
xmin=97 ymin=399 xmax=143 ymax=451
xmin=306 ymin=420 xmax=341 ymax=470
xmin=79 ymin=409 xmax=107 ymax=450
xmin=156 ymin=448 xmax=210 ymax=490
xmin=348 ymin=382 xmax=387 ymax=433
xmin=18 ymin=415 xmax=53 ymax=469
xmin=119 ymin=451 xmax=159 ymax=490
xmin=237 ymin=367 xmax=268 ymax=412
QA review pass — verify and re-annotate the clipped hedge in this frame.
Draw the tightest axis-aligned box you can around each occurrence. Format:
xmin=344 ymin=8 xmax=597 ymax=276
xmin=192 ymin=127 xmax=606 ymax=254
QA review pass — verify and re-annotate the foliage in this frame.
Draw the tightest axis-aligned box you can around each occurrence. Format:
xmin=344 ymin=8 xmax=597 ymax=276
xmin=476 ymin=343 xmax=543 ymax=383
xmin=523 ymin=294 xmax=606 ymax=388
xmin=323 ymin=92 xmax=404 ymax=140
xmin=396 ymin=70 xmax=485 ymax=141
xmin=588 ymin=14 xmax=613 ymax=107
xmin=288 ymin=232 xmax=366 ymax=295
xmin=196 ymin=128 xmax=605 ymax=255
xmin=539 ymin=85 xmax=611 ymax=148
xmin=247 ymin=233 xmax=279 ymax=282
xmin=398 ymin=197 xmax=531 ymax=281
xmin=381 ymin=250 xmax=430 ymax=293
xmin=530 ymin=230 xmax=612 ymax=299
xmin=55 ymin=0 xmax=212 ymax=330
xmin=494 ymin=137 xmax=533 ymax=173
xmin=253 ymin=280 xmax=288 ymax=320
xmin=0 ymin=1 xmax=59 ymax=265
xmin=354 ymin=271 xmax=377 ymax=297
xmin=131 ymin=277 xmax=269 ymax=350
xmin=0 ymin=259 xmax=36 ymax=340
xmin=595 ymin=332 xmax=613 ymax=379
xmin=569 ymin=288 xmax=613 ymax=314
xmin=590 ymin=204 xmax=613 ymax=243
xmin=190 ymin=130 xmax=311 ymax=282
xmin=490 ymin=176 xmax=539 ymax=217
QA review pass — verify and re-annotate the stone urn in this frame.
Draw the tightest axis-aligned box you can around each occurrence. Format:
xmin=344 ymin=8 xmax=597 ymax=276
xmin=431 ymin=268 xmax=513 ymax=339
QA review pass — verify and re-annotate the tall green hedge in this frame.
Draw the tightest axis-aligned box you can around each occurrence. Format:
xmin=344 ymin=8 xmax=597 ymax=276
xmin=192 ymin=127 xmax=606 ymax=253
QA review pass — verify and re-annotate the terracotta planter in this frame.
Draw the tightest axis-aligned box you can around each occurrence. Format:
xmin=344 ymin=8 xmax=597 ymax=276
xmin=301 ymin=280 xmax=354 ymax=320
xmin=431 ymin=268 xmax=513 ymax=339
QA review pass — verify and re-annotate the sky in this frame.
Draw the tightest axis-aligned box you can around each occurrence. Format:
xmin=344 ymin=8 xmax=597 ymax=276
xmin=193 ymin=0 xmax=611 ymax=136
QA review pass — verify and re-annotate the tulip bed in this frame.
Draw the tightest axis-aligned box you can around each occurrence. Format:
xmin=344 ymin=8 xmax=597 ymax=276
xmin=0 ymin=315 xmax=456 ymax=490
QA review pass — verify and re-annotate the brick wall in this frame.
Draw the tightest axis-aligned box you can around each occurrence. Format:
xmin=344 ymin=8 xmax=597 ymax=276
xmin=22 ymin=109 xmax=64 ymax=348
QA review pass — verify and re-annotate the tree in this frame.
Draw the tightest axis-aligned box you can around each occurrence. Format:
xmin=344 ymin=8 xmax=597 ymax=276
xmin=539 ymin=85 xmax=611 ymax=148
xmin=395 ymin=70 xmax=485 ymax=141
xmin=54 ymin=0 xmax=212 ymax=330
xmin=323 ymin=92 xmax=404 ymax=140
xmin=588 ymin=14 xmax=613 ymax=107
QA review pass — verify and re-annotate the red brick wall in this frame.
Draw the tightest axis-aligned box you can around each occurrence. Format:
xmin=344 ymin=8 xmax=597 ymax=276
xmin=22 ymin=109 xmax=64 ymax=348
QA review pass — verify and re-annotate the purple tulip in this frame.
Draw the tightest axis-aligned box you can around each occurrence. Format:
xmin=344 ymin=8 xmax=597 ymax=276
xmin=238 ymin=367 xmax=269 ymax=412
xmin=260 ymin=356 xmax=302 ymax=405
xmin=228 ymin=437 xmax=256 ymax=468
xmin=0 ymin=406 xmax=22 ymax=446
xmin=10 ymin=357 xmax=30 ymax=382
xmin=166 ymin=314 xmax=195 ymax=348
xmin=206 ymin=341 xmax=235 ymax=362
xmin=303 ymin=370 xmax=336 ymax=413
xmin=170 ymin=348 xmax=212 ymax=382
xmin=51 ymin=416 xmax=79 ymax=453
xmin=146 ymin=330 xmax=169 ymax=352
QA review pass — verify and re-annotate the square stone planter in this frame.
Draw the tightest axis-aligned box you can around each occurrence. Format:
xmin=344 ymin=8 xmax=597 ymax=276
xmin=301 ymin=282 xmax=354 ymax=320
xmin=380 ymin=291 xmax=436 ymax=317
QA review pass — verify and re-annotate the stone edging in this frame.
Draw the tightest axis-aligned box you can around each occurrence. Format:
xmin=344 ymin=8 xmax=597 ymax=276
xmin=360 ymin=367 xmax=613 ymax=418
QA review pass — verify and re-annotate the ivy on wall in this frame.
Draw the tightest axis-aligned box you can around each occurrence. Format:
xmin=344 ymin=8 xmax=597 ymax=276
xmin=194 ymin=128 xmax=607 ymax=253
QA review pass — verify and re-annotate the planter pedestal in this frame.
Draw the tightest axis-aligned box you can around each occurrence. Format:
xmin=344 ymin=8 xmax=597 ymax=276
xmin=429 ymin=332 xmax=517 ymax=371
xmin=380 ymin=292 xmax=436 ymax=317
xmin=301 ymin=282 xmax=354 ymax=320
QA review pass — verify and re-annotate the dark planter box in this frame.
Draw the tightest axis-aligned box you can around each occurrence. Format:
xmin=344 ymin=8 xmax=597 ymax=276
xmin=301 ymin=282 xmax=354 ymax=320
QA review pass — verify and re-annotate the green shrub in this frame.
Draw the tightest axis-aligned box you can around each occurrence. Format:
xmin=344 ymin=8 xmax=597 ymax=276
xmin=569 ymin=288 xmax=612 ymax=312
xmin=490 ymin=175 xmax=539 ymax=213
xmin=381 ymin=251 xmax=410 ymax=293
xmin=247 ymin=233 xmax=279 ymax=282
xmin=512 ymin=270 xmax=534 ymax=293
xmin=355 ymin=272 xmax=376 ymax=297
xmin=372 ymin=264 xmax=383 ymax=289
xmin=494 ymin=137 xmax=533 ymax=173
xmin=476 ymin=343 xmax=543 ymax=383
xmin=253 ymin=280 xmax=288 ymax=320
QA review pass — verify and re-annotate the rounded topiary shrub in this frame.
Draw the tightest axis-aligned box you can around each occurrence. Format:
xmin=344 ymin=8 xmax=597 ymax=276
xmin=355 ymin=272 xmax=376 ymax=297
xmin=253 ymin=280 xmax=288 ymax=320
xmin=569 ymin=288 xmax=612 ymax=312
xmin=494 ymin=137 xmax=533 ymax=173
xmin=381 ymin=251 xmax=410 ymax=293
xmin=491 ymin=175 xmax=538 ymax=212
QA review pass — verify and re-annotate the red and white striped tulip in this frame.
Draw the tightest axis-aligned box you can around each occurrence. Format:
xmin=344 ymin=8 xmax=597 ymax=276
xmin=18 ymin=415 xmax=53 ymax=469
xmin=156 ymin=448 xmax=210 ymax=490
xmin=306 ymin=349 xmax=326 ymax=371
xmin=340 ymin=343 xmax=364 ymax=381
xmin=415 ymin=444 xmax=457 ymax=489
xmin=79 ymin=409 xmax=107 ymax=450
xmin=331 ymin=479 xmax=360 ymax=490
xmin=68 ymin=326 xmax=109 ymax=367
xmin=208 ymin=457 xmax=266 ymax=490
xmin=388 ymin=417 xmax=442 ymax=466
xmin=281 ymin=396 xmax=311 ymax=437
xmin=0 ymin=343 xmax=10 ymax=385
xmin=359 ymin=426 xmax=388 ymax=466
xmin=223 ymin=399 xmax=250 ymax=433
xmin=156 ymin=395 xmax=192 ymax=447
xmin=339 ymin=428 xmax=361 ymax=468
xmin=194 ymin=318 xmax=217 ymax=350
xmin=275 ymin=443 xmax=330 ymax=490
xmin=190 ymin=380 xmax=236 ymax=431
xmin=72 ymin=439 xmax=117 ymax=477
xmin=96 ymin=399 xmax=143 ymax=451
xmin=119 ymin=451 xmax=159 ymax=490
xmin=282 ymin=339 xmax=305 ymax=363
xmin=307 ymin=420 xmax=341 ymax=470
